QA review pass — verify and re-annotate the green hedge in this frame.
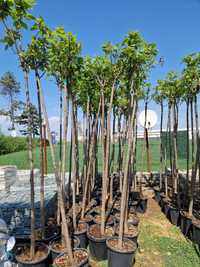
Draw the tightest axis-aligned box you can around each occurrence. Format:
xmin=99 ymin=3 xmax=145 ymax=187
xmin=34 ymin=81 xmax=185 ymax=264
xmin=161 ymin=130 xmax=188 ymax=159
xmin=0 ymin=135 xmax=40 ymax=155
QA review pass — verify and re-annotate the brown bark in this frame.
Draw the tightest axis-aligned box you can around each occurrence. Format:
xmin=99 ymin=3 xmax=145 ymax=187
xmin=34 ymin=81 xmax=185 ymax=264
xmin=37 ymin=79 xmax=73 ymax=262
xmin=35 ymin=72 xmax=45 ymax=239
xmin=118 ymin=91 xmax=137 ymax=248
xmin=24 ymin=71 xmax=35 ymax=259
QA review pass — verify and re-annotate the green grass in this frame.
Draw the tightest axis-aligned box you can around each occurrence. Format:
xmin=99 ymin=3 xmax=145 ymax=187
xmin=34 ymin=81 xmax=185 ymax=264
xmin=0 ymin=139 xmax=189 ymax=172
xmin=138 ymin=225 xmax=200 ymax=267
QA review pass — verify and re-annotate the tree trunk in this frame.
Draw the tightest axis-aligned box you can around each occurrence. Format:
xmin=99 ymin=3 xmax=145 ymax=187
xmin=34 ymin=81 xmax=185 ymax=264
xmin=81 ymin=100 xmax=101 ymax=218
xmin=189 ymin=97 xmax=195 ymax=216
xmin=159 ymin=101 xmax=164 ymax=190
xmin=24 ymin=71 xmax=35 ymax=259
xmin=37 ymin=78 xmax=73 ymax=262
xmin=118 ymin=91 xmax=137 ymax=248
xmin=35 ymin=71 xmax=45 ymax=238
xmin=172 ymin=102 xmax=178 ymax=194
xmin=185 ymin=99 xmax=190 ymax=205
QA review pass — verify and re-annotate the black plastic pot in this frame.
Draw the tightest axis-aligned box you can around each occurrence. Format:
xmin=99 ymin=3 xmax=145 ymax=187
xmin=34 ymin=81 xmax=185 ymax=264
xmin=74 ymin=223 xmax=88 ymax=249
xmin=106 ymin=237 xmax=137 ymax=267
xmin=192 ymin=221 xmax=200 ymax=245
xmin=162 ymin=200 xmax=171 ymax=218
xmin=87 ymin=227 xmax=107 ymax=261
xmin=159 ymin=193 xmax=166 ymax=208
xmin=49 ymin=236 xmax=80 ymax=261
xmin=37 ymin=226 xmax=60 ymax=244
xmin=128 ymin=215 xmax=140 ymax=227
xmin=136 ymin=198 xmax=147 ymax=213
xmin=169 ymin=206 xmax=180 ymax=226
xmin=180 ymin=212 xmax=192 ymax=237
xmin=53 ymin=248 xmax=89 ymax=267
xmin=15 ymin=243 xmax=49 ymax=267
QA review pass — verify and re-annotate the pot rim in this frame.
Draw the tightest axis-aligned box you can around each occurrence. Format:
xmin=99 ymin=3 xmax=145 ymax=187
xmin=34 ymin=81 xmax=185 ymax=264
xmin=15 ymin=242 xmax=49 ymax=265
xmin=106 ymin=236 xmax=137 ymax=254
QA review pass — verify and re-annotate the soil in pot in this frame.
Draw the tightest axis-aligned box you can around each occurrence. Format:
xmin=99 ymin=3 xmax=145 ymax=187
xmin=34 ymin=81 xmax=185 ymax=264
xmin=74 ymin=222 xmax=88 ymax=249
xmin=180 ymin=211 xmax=193 ymax=237
xmin=87 ymin=223 xmax=114 ymax=261
xmin=106 ymin=237 xmax=137 ymax=267
xmin=115 ymin=223 xmax=139 ymax=244
xmin=169 ymin=206 xmax=180 ymax=226
xmin=15 ymin=243 xmax=49 ymax=267
xmin=53 ymin=248 xmax=88 ymax=267
xmin=94 ymin=214 xmax=114 ymax=226
xmin=79 ymin=214 xmax=94 ymax=226
xmin=50 ymin=236 xmax=80 ymax=261
xmin=115 ymin=212 xmax=139 ymax=227
xmin=192 ymin=218 xmax=200 ymax=245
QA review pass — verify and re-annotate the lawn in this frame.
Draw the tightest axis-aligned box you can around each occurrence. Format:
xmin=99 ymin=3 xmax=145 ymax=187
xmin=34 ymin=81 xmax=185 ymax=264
xmin=0 ymin=139 xmax=189 ymax=173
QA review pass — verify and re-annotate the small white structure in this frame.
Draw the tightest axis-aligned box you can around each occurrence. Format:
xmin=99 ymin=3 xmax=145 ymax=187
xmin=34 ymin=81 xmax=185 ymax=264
xmin=138 ymin=109 xmax=158 ymax=129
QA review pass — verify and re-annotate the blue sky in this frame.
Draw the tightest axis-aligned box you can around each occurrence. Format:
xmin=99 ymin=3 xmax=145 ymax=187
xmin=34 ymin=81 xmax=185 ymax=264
xmin=0 ymin=0 xmax=200 ymax=133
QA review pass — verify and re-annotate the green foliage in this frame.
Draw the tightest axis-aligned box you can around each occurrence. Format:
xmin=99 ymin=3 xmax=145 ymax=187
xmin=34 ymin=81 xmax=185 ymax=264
xmin=0 ymin=71 xmax=22 ymax=129
xmin=0 ymin=135 xmax=39 ymax=155
xmin=161 ymin=131 xmax=189 ymax=159
xmin=16 ymin=103 xmax=40 ymax=137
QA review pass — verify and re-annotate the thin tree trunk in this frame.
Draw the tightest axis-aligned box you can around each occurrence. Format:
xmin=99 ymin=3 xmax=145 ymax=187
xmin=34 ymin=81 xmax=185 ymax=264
xmin=81 ymin=100 xmax=101 ymax=218
xmin=37 ymin=78 xmax=73 ymax=262
xmin=35 ymin=71 xmax=45 ymax=238
xmin=189 ymin=97 xmax=195 ymax=216
xmin=118 ymin=90 xmax=137 ymax=248
xmin=24 ymin=71 xmax=35 ymax=259
xmin=186 ymin=99 xmax=190 ymax=205
xmin=160 ymin=101 xmax=164 ymax=190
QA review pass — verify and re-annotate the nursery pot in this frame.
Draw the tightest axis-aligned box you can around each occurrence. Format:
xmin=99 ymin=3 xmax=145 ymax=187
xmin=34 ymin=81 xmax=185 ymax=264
xmin=49 ymin=236 xmax=80 ymax=261
xmin=162 ymin=199 xmax=171 ymax=217
xmin=115 ymin=223 xmax=139 ymax=244
xmin=159 ymin=193 xmax=166 ymax=208
xmin=93 ymin=214 xmax=114 ymax=226
xmin=154 ymin=189 xmax=161 ymax=202
xmin=73 ymin=222 xmax=88 ymax=249
xmin=128 ymin=214 xmax=140 ymax=227
xmin=36 ymin=225 xmax=60 ymax=244
xmin=106 ymin=237 xmax=137 ymax=267
xmin=169 ymin=206 xmax=180 ymax=226
xmin=180 ymin=211 xmax=192 ymax=237
xmin=136 ymin=198 xmax=147 ymax=213
xmin=53 ymin=248 xmax=89 ymax=267
xmin=79 ymin=214 xmax=94 ymax=226
xmin=15 ymin=242 xmax=49 ymax=267
xmin=87 ymin=224 xmax=114 ymax=261
xmin=192 ymin=220 xmax=200 ymax=245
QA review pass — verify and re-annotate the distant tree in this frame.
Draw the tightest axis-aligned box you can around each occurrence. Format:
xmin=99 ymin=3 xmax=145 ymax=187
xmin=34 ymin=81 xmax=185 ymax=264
xmin=0 ymin=71 xmax=22 ymax=130
xmin=17 ymin=104 xmax=40 ymax=137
